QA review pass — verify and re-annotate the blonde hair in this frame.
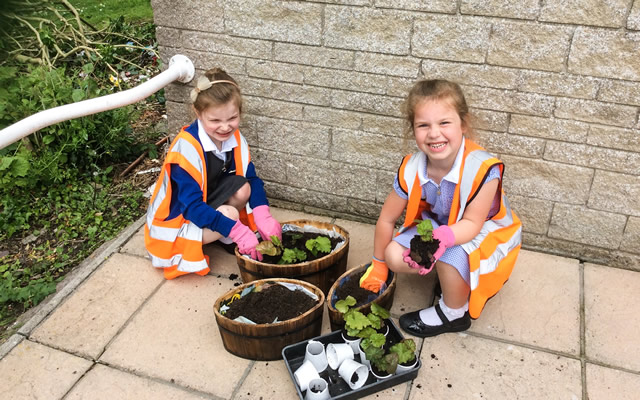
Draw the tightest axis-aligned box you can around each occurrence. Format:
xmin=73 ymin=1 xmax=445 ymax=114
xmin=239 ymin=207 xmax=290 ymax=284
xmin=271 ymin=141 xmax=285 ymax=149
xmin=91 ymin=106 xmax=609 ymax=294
xmin=402 ymin=79 xmax=475 ymax=141
xmin=191 ymin=68 xmax=242 ymax=114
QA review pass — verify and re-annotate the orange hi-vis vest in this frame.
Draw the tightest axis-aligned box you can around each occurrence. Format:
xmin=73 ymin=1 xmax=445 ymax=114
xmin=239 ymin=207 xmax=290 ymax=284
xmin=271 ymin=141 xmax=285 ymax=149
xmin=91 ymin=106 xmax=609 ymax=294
xmin=144 ymin=128 xmax=254 ymax=274
xmin=398 ymin=138 xmax=522 ymax=318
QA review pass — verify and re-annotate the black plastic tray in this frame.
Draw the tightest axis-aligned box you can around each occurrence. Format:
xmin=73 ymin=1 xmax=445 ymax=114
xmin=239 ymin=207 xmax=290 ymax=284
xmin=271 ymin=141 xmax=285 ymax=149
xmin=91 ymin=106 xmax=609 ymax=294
xmin=282 ymin=319 xmax=421 ymax=399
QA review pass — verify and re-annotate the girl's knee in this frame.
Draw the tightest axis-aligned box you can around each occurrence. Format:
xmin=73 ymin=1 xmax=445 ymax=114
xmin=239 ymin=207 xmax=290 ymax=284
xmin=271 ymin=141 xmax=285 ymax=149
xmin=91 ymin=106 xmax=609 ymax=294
xmin=385 ymin=242 xmax=407 ymax=272
xmin=236 ymin=182 xmax=251 ymax=202
xmin=217 ymin=204 xmax=239 ymax=220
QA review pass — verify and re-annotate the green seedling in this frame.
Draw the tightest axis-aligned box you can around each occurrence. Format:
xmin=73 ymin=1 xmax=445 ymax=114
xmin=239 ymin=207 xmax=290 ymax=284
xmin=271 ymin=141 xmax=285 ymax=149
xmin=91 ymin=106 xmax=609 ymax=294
xmin=390 ymin=338 xmax=417 ymax=364
xmin=256 ymin=235 xmax=282 ymax=256
xmin=305 ymin=236 xmax=331 ymax=256
xmin=414 ymin=219 xmax=434 ymax=242
xmin=279 ymin=247 xmax=307 ymax=264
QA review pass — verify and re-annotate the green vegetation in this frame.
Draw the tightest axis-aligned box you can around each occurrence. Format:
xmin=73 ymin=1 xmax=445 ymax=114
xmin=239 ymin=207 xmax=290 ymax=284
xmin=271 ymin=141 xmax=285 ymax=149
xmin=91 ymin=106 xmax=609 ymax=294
xmin=336 ymin=296 xmax=390 ymax=337
xmin=256 ymin=235 xmax=283 ymax=257
xmin=390 ymin=338 xmax=417 ymax=365
xmin=0 ymin=0 xmax=161 ymax=342
xmin=71 ymin=0 xmax=154 ymax=27
xmin=335 ymin=297 xmax=399 ymax=375
xmin=415 ymin=219 xmax=434 ymax=242
xmin=305 ymin=236 xmax=331 ymax=257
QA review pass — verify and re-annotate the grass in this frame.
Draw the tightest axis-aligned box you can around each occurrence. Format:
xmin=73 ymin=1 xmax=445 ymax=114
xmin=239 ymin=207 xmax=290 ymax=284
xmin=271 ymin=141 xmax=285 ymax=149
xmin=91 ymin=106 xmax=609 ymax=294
xmin=70 ymin=0 xmax=153 ymax=28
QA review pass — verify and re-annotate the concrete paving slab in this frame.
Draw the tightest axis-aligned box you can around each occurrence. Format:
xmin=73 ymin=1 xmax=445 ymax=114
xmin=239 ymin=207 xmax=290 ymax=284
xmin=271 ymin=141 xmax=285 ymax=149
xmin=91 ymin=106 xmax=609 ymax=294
xmin=30 ymin=253 xmax=164 ymax=360
xmin=0 ymin=340 xmax=92 ymax=400
xmin=586 ymin=363 xmax=640 ymax=400
xmin=66 ymin=364 xmax=210 ymax=400
xmin=99 ymin=274 xmax=251 ymax=398
xmin=235 ymin=360 xmax=300 ymax=399
xmin=584 ymin=263 xmax=640 ymax=372
xmin=203 ymin=241 xmax=245 ymax=277
xmin=390 ymin=270 xmax=437 ymax=318
xmin=411 ymin=332 xmax=582 ymax=399
xmin=469 ymin=249 xmax=581 ymax=355
xmin=333 ymin=217 xmax=375 ymax=268
xmin=119 ymin=226 xmax=147 ymax=258
xmin=361 ymin=381 xmax=409 ymax=399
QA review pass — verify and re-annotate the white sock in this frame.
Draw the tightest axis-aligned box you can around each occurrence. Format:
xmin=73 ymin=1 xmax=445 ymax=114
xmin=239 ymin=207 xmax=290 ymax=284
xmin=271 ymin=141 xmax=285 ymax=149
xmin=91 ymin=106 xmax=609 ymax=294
xmin=219 ymin=235 xmax=233 ymax=244
xmin=418 ymin=298 xmax=469 ymax=326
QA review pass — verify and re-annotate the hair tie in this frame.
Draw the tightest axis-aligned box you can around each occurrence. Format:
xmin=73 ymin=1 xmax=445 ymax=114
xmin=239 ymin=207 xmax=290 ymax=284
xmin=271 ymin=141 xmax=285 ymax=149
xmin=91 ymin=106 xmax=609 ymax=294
xmin=190 ymin=76 xmax=238 ymax=102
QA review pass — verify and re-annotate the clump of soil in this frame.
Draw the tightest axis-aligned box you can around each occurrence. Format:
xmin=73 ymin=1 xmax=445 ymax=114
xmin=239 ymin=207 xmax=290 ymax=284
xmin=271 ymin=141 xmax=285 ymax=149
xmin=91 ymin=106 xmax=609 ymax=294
xmin=260 ymin=230 xmax=342 ymax=265
xmin=223 ymin=283 xmax=317 ymax=324
xmin=409 ymin=235 xmax=440 ymax=268
xmin=335 ymin=270 xmax=380 ymax=306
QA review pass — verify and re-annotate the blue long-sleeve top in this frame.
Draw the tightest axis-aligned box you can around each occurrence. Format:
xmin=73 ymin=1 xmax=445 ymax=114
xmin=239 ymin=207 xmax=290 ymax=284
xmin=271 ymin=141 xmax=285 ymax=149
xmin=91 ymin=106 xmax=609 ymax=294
xmin=164 ymin=122 xmax=268 ymax=237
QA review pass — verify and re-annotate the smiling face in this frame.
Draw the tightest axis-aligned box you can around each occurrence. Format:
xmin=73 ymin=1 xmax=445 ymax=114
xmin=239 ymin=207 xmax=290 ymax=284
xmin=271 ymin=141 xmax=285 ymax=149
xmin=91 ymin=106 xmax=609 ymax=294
xmin=413 ymin=99 xmax=466 ymax=171
xmin=196 ymin=101 xmax=240 ymax=149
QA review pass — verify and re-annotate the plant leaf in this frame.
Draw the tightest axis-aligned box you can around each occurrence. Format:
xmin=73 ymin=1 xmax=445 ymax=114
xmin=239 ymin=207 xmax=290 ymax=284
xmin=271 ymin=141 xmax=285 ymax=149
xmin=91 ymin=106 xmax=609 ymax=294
xmin=416 ymin=219 xmax=434 ymax=241
xmin=344 ymin=309 xmax=371 ymax=331
xmin=256 ymin=240 xmax=279 ymax=256
xmin=370 ymin=302 xmax=390 ymax=319
xmin=335 ymin=295 xmax=356 ymax=313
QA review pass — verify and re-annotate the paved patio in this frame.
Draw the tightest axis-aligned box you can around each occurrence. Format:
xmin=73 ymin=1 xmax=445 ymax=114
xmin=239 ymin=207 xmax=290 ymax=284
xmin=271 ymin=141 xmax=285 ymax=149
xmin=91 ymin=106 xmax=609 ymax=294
xmin=1 ymin=207 xmax=639 ymax=399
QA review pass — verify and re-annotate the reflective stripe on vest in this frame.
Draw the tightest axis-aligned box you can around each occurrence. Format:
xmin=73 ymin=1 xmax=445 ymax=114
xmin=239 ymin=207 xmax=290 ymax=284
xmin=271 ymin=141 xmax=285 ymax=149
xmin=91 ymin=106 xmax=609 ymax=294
xmin=232 ymin=130 xmax=256 ymax=230
xmin=398 ymin=138 xmax=522 ymax=318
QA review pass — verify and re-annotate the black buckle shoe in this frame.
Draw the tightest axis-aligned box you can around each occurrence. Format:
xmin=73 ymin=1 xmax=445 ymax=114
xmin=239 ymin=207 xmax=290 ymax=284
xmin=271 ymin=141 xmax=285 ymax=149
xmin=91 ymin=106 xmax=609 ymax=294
xmin=399 ymin=304 xmax=471 ymax=338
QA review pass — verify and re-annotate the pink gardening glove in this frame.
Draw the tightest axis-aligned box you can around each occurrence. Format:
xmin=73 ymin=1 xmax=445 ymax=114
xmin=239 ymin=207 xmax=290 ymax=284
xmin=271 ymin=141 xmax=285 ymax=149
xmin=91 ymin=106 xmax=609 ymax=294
xmin=228 ymin=220 xmax=263 ymax=261
xmin=432 ymin=225 xmax=455 ymax=260
xmin=402 ymin=248 xmax=434 ymax=275
xmin=252 ymin=205 xmax=282 ymax=241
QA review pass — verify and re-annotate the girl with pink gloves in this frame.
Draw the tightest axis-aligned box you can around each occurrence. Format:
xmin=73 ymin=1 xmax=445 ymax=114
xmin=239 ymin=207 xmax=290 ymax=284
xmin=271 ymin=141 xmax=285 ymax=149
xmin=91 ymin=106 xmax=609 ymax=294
xmin=359 ymin=80 xmax=522 ymax=337
xmin=145 ymin=68 xmax=281 ymax=280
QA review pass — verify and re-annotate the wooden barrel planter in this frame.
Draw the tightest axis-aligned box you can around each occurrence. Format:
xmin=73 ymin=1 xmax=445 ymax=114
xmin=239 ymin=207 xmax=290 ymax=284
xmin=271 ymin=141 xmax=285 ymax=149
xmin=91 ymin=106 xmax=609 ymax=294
xmin=326 ymin=263 xmax=398 ymax=332
xmin=235 ymin=220 xmax=349 ymax=296
xmin=213 ymin=278 xmax=325 ymax=361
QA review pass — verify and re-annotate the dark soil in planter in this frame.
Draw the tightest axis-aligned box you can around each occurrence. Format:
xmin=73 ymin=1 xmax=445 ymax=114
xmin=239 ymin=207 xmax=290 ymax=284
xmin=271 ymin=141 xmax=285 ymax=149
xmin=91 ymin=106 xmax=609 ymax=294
xmin=409 ymin=235 xmax=440 ymax=268
xmin=223 ymin=284 xmax=317 ymax=324
xmin=334 ymin=270 xmax=379 ymax=306
xmin=260 ymin=231 xmax=342 ymax=264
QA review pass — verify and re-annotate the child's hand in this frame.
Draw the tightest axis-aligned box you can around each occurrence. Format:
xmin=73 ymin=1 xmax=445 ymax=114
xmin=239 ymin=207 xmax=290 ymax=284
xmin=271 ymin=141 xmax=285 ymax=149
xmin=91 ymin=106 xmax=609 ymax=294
xmin=228 ymin=220 xmax=263 ymax=261
xmin=404 ymin=225 xmax=455 ymax=275
xmin=403 ymin=248 xmax=434 ymax=275
xmin=359 ymin=257 xmax=388 ymax=293
xmin=432 ymin=225 xmax=455 ymax=261
xmin=252 ymin=205 xmax=282 ymax=241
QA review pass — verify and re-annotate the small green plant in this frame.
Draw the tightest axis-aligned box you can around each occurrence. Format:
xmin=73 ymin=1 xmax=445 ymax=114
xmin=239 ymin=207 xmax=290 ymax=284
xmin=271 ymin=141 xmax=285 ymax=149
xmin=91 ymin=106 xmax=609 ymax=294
xmin=256 ymin=236 xmax=282 ymax=256
xmin=305 ymin=236 xmax=331 ymax=256
xmin=390 ymin=338 xmax=417 ymax=364
xmin=335 ymin=297 xmax=399 ymax=374
xmin=370 ymin=350 xmax=399 ymax=376
xmin=415 ymin=219 xmax=434 ymax=242
xmin=289 ymin=233 xmax=303 ymax=244
xmin=336 ymin=296 xmax=390 ymax=337
xmin=279 ymin=248 xmax=307 ymax=264
xmin=256 ymin=236 xmax=308 ymax=264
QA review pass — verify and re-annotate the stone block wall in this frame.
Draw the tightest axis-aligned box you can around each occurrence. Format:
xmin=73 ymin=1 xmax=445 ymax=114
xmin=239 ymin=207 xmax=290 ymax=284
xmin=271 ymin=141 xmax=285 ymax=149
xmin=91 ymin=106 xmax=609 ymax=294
xmin=151 ymin=0 xmax=640 ymax=269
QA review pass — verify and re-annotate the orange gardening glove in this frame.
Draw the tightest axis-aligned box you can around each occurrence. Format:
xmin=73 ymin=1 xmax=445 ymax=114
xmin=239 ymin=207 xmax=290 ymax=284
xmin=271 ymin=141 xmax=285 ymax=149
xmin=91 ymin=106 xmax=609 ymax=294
xmin=359 ymin=257 xmax=389 ymax=293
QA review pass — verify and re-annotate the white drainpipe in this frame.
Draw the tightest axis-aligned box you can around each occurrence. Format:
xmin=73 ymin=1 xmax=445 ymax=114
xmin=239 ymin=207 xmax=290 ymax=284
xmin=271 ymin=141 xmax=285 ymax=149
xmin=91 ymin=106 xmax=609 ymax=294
xmin=0 ymin=54 xmax=194 ymax=150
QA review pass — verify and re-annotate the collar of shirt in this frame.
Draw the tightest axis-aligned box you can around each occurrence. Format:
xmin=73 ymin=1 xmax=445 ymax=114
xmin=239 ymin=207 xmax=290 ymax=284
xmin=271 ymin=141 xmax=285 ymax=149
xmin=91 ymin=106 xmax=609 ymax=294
xmin=418 ymin=139 xmax=465 ymax=187
xmin=197 ymin=119 xmax=238 ymax=155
